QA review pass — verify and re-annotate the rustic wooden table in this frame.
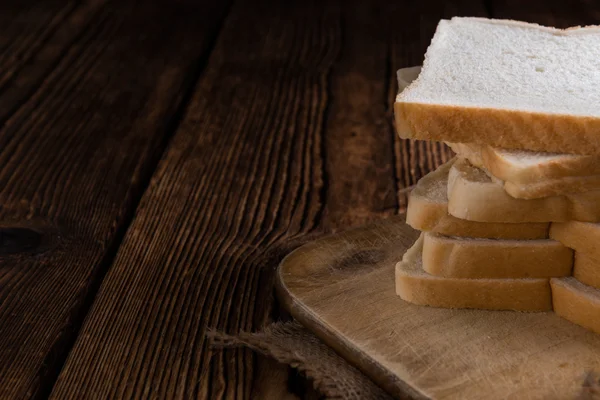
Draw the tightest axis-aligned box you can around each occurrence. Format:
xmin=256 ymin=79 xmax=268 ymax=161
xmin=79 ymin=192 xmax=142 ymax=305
xmin=0 ymin=0 xmax=595 ymax=398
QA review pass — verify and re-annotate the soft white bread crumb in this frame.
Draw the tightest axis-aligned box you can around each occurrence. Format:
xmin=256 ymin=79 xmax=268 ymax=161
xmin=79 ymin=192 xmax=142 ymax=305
xmin=395 ymin=18 xmax=600 ymax=155
xmin=396 ymin=66 xmax=600 ymax=183
xmin=406 ymin=159 xmax=549 ymax=239
xmin=396 ymin=235 xmax=552 ymax=311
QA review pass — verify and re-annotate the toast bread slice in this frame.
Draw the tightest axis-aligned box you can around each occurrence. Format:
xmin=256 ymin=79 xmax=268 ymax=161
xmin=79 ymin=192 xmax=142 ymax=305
xmin=422 ymin=232 xmax=572 ymax=279
xmin=551 ymin=277 xmax=600 ymax=334
xmin=448 ymin=142 xmax=600 ymax=184
xmin=395 ymin=18 xmax=600 ymax=155
xmin=573 ymin=253 xmax=600 ymax=290
xmin=396 ymin=235 xmax=552 ymax=311
xmin=406 ymin=159 xmax=549 ymax=238
xmin=447 ymin=159 xmax=600 ymax=222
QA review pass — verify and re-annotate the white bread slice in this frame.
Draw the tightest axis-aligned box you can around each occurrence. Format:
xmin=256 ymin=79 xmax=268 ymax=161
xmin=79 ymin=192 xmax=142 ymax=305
xmin=422 ymin=232 xmax=572 ymax=279
xmin=550 ymin=221 xmax=600 ymax=256
xmin=451 ymin=143 xmax=600 ymax=199
xmin=497 ymin=174 xmax=600 ymax=200
xmin=551 ymin=277 xmax=600 ymax=335
xmin=399 ymin=68 xmax=600 ymax=193
xmin=573 ymin=253 xmax=600 ymax=290
xmin=395 ymin=18 xmax=600 ymax=155
xmin=395 ymin=235 xmax=552 ymax=311
xmin=406 ymin=159 xmax=549 ymax=239
xmin=447 ymin=158 xmax=600 ymax=223
xmin=448 ymin=142 xmax=600 ymax=184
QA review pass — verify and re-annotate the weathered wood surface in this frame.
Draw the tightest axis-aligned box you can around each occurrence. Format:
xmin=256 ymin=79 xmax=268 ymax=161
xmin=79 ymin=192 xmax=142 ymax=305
xmin=276 ymin=217 xmax=600 ymax=400
xmin=0 ymin=0 xmax=228 ymax=398
xmin=50 ymin=0 xmax=489 ymax=398
xmin=52 ymin=1 xmax=340 ymax=397
xmin=0 ymin=0 xmax=594 ymax=398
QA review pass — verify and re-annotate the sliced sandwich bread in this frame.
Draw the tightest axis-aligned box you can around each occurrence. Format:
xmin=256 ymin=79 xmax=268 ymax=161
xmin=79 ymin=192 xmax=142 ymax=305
xmin=398 ymin=67 xmax=600 ymax=195
xmin=550 ymin=221 xmax=600 ymax=256
xmin=406 ymin=159 xmax=549 ymax=239
xmin=492 ymin=173 xmax=600 ymax=200
xmin=395 ymin=18 xmax=600 ymax=155
xmin=396 ymin=235 xmax=553 ymax=311
xmin=573 ymin=253 xmax=600 ymax=290
xmin=447 ymin=158 xmax=600 ymax=223
xmin=448 ymin=142 xmax=600 ymax=183
xmin=551 ymin=277 xmax=600 ymax=335
xmin=422 ymin=232 xmax=572 ymax=279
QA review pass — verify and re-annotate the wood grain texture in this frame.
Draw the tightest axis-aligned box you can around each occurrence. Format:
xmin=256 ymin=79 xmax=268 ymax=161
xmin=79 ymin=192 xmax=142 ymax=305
xmin=322 ymin=1 xmax=398 ymax=229
xmin=50 ymin=0 xmax=597 ymax=398
xmin=277 ymin=217 xmax=600 ymax=399
xmin=51 ymin=0 xmax=340 ymax=398
xmin=0 ymin=0 xmax=228 ymax=398
xmin=51 ymin=0 xmax=495 ymax=397
xmin=0 ymin=0 xmax=100 ymax=124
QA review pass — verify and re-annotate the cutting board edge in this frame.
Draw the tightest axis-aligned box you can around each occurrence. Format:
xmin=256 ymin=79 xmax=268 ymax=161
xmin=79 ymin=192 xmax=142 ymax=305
xmin=276 ymin=239 xmax=429 ymax=400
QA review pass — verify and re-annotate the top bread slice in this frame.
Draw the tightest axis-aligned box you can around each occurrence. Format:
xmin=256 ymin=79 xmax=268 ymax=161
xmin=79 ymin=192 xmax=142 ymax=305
xmin=397 ymin=68 xmax=600 ymax=184
xmin=395 ymin=17 xmax=600 ymax=155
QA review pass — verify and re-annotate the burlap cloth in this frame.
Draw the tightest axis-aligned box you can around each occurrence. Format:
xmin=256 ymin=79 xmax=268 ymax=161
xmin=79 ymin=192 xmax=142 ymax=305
xmin=209 ymin=320 xmax=600 ymax=400
xmin=208 ymin=321 xmax=393 ymax=399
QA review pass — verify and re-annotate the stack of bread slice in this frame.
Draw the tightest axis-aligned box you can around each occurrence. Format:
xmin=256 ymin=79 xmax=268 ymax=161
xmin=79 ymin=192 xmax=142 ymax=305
xmin=393 ymin=17 xmax=600 ymax=334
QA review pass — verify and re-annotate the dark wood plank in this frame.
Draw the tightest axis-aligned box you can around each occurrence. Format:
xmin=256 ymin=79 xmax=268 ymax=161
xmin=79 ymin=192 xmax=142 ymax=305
xmin=0 ymin=1 xmax=95 ymax=123
xmin=50 ymin=0 xmax=493 ymax=398
xmin=491 ymin=0 xmax=599 ymax=26
xmin=321 ymin=1 xmax=398 ymax=230
xmin=0 ymin=0 xmax=229 ymax=398
xmin=51 ymin=0 xmax=340 ymax=398
xmin=387 ymin=0 xmax=488 ymax=210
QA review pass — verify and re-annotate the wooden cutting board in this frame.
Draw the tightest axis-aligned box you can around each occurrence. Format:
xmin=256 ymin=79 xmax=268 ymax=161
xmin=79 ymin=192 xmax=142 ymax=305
xmin=276 ymin=216 xmax=600 ymax=399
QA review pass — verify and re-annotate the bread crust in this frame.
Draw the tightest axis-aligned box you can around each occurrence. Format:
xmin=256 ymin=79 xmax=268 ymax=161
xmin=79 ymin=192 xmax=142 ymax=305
xmin=422 ymin=232 xmax=572 ymax=279
xmin=447 ymin=159 xmax=600 ymax=222
xmin=550 ymin=221 xmax=600 ymax=256
xmin=406 ymin=159 xmax=549 ymax=238
xmin=396 ymin=236 xmax=552 ymax=311
xmin=448 ymin=142 xmax=600 ymax=185
xmin=573 ymin=253 xmax=600 ymax=290
xmin=551 ymin=277 xmax=600 ymax=334
xmin=501 ymin=174 xmax=600 ymax=199
xmin=396 ymin=101 xmax=600 ymax=156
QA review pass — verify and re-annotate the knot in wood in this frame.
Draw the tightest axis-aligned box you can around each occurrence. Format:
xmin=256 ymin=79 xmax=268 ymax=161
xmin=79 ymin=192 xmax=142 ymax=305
xmin=0 ymin=227 xmax=43 ymax=255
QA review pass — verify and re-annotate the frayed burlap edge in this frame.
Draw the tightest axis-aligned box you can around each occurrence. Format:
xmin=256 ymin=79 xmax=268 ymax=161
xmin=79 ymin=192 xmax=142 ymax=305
xmin=208 ymin=321 xmax=600 ymax=400
xmin=207 ymin=321 xmax=392 ymax=400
